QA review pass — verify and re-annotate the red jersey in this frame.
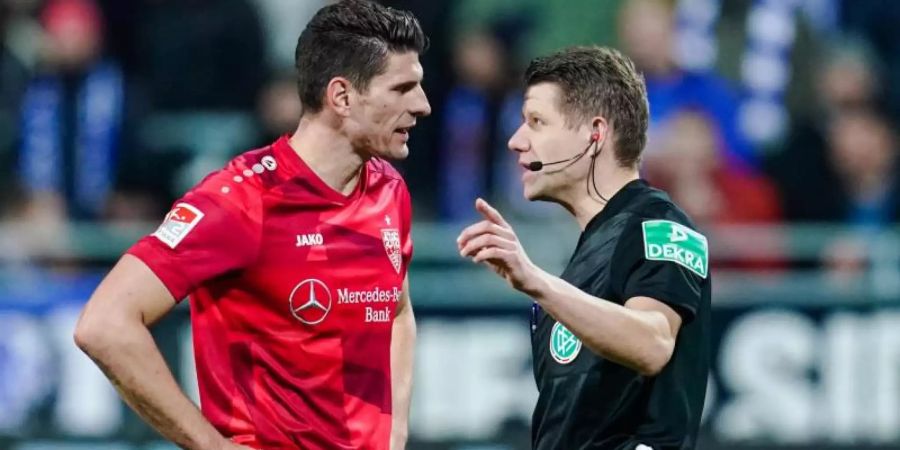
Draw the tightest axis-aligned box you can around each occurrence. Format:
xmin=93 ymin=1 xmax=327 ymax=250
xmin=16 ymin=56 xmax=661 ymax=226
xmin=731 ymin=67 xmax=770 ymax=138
xmin=128 ymin=136 xmax=413 ymax=449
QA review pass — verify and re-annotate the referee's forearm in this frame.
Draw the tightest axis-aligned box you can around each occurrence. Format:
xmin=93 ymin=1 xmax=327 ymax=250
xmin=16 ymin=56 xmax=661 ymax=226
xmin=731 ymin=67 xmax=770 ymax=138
xmin=531 ymin=272 xmax=674 ymax=376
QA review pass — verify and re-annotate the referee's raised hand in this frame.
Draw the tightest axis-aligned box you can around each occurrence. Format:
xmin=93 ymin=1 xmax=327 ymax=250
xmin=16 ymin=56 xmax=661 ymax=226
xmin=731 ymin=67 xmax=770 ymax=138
xmin=457 ymin=198 xmax=545 ymax=295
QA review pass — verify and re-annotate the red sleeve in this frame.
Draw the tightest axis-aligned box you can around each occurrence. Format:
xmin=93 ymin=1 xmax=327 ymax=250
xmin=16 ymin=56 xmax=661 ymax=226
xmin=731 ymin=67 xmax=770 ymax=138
xmin=400 ymin=182 xmax=413 ymax=276
xmin=127 ymin=189 xmax=260 ymax=301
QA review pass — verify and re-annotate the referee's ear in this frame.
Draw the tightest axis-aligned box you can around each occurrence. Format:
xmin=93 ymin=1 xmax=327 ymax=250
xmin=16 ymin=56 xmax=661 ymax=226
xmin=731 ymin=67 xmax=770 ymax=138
xmin=590 ymin=117 xmax=608 ymax=142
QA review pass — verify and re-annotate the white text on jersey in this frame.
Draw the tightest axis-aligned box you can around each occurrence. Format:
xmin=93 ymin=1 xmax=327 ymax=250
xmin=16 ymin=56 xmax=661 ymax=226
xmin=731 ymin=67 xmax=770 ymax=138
xmin=365 ymin=306 xmax=391 ymax=323
xmin=296 ymin=233 xmax=324 ymax=247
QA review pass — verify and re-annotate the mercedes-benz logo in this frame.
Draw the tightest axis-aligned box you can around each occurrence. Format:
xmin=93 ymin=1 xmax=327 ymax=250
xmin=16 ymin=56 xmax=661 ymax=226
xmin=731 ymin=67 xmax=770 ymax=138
xmin=288 ymin=278 xmax=332 ymax=325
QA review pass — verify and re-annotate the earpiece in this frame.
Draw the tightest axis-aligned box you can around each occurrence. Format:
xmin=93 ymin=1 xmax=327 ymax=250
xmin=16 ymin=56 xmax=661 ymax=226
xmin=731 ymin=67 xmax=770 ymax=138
xmin=529 ymin=126 xmax=604 ymax=172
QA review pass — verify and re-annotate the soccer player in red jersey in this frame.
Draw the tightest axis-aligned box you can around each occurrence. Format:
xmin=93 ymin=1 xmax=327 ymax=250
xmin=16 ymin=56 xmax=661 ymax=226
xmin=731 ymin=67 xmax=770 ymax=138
xmin=73 ymin=1 xmax=431 ymax=449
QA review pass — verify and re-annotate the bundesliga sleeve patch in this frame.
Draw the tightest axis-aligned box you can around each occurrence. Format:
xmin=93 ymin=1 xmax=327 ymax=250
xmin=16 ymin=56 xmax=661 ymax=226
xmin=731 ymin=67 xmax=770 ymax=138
xmin=641 ymin=220 xmax=708 ymax=279
xmin=153 ymin=203 xmax=205 ymax=249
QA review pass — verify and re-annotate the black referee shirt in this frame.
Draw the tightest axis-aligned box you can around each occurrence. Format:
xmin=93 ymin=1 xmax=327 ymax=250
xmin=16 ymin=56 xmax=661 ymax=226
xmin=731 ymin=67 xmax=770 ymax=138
xmin=531 ymin=179 xmax=711 ymax=450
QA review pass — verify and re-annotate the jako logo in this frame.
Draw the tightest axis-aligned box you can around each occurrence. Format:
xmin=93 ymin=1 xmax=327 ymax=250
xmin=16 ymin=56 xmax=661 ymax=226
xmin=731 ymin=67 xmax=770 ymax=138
xmin=296 ymin=233 xmax=324 ymax=247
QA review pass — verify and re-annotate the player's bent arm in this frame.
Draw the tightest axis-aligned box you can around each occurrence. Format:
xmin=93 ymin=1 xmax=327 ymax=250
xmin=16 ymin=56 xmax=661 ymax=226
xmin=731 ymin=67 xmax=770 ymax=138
xmin=73 ymin=254 xmax=237 ymax=450
xmin=390 ymin=276 xmax=416 ymax=450
xmin=531 ymin=273 xmax=681 ymax=376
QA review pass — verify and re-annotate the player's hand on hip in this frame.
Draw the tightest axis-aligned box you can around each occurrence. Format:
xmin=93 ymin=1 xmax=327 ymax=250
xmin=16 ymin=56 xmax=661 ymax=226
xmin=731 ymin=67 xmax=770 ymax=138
xmin=457 ymin=198 xmax=543 ymax=294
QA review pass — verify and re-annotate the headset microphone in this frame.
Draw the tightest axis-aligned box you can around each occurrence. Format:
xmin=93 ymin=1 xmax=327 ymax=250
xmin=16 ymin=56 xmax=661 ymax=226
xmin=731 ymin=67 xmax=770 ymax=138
xmin=526 ymin=161 xmax=547 ymax=171
xmin=526 ymin=131 xmax=602 ymax=172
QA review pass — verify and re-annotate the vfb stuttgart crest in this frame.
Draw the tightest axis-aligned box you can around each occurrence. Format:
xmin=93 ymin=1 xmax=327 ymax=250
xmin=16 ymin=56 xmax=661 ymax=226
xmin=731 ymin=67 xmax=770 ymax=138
xmin=549 ymin=321 xmax=582 ymax=364
xmin=381 ymin=228 xmax=402 ymax=274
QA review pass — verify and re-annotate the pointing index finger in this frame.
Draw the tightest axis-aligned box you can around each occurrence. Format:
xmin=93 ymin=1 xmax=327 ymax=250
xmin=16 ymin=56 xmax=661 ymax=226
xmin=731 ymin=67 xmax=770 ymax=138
xmin=475 ymin=198 xmax=508 ymax=227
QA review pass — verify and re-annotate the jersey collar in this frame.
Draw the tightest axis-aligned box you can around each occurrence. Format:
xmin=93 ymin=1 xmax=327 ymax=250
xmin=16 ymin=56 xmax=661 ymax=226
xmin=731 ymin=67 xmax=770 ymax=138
xmin=582 ymin=179 xmax=649 ymax=234
xmin=271 ymin=135 xmax=367 ymax=204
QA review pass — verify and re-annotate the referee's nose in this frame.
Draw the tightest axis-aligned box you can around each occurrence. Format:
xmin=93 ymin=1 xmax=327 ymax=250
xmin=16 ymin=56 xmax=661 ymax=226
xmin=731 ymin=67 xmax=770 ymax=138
xmin=508 ymin=124 xmax=530 ymax=154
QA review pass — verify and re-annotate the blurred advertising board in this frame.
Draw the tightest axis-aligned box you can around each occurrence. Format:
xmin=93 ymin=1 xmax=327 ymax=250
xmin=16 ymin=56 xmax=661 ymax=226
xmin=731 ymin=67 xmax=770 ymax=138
xmin=1 ymin=270 xmax=899 ymax=449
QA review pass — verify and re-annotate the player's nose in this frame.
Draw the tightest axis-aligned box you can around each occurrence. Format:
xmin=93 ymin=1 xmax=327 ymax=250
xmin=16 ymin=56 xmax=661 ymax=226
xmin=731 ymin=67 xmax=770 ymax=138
xmin=410 ymin=85 xmax=431 ymax=117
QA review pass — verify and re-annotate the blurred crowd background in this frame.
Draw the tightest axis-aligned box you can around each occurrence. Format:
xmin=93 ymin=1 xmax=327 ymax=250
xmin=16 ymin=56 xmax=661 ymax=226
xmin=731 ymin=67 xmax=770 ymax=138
xmin=1 ymin=0 xmax=899 ymax=271
xmin=1 ymin=0 xmax=900 ymax=449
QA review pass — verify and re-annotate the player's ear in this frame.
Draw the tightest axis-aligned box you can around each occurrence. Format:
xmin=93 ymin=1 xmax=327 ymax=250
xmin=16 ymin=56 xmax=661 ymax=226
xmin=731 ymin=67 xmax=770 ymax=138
xmin=325 ymin=77 xmax=352 ymax=117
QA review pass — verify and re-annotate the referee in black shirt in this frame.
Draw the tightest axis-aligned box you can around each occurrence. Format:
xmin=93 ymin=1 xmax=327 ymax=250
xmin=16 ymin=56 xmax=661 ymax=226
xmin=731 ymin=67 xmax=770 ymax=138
xmin=457 ymin=46 xmax=710 ymax=450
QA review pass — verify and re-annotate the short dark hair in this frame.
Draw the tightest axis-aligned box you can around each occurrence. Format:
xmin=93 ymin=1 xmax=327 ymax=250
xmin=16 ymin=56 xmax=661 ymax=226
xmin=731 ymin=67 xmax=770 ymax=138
xmin=295 ymin=0 xmax=427 ymax=114
xmin=525 ymin=46 xmax=649 ymax=168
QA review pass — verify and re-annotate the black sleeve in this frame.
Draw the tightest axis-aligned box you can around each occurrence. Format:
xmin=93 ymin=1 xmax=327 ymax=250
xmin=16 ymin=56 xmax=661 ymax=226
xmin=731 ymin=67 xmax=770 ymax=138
xmin=611 ymin=215 xmax=708 ymax=323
